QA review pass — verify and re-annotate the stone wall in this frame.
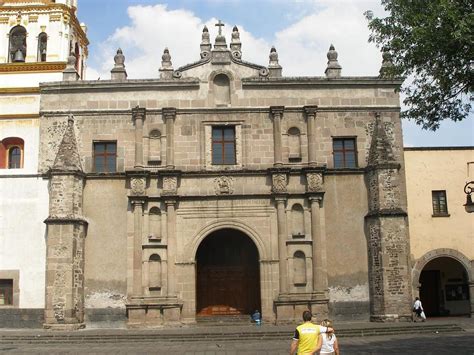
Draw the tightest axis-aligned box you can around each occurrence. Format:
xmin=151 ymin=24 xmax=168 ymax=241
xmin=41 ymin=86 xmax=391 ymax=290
xmin=38 ymin=67 xmax=409 ymax=325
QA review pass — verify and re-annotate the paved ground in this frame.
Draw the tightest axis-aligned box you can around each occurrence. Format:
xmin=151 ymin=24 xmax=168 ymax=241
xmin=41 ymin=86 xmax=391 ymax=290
xmin=0 ymin=333 xmax=473 ymax=354
xmin=0 ymin=317 xmax=472 ymax=354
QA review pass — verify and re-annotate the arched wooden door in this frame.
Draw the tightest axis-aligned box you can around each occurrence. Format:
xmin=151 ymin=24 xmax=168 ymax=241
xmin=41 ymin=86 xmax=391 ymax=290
xmin=196 ymin=229 xmax=261 ymax=316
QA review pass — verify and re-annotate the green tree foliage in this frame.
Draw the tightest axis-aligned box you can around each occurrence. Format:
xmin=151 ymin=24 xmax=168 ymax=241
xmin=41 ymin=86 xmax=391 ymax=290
xmin=365 ymin=0 xmax=473 ymax=130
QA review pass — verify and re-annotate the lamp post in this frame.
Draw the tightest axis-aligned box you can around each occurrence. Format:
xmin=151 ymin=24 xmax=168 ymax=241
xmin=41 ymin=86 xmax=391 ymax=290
xmin=464 ymin=181 xmax=474 ymax=213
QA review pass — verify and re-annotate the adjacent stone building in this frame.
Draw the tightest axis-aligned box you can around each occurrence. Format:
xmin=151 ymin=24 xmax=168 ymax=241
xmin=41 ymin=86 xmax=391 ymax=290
xmin=38 ymin=24 xmax=413 ymax=328
xmin=0 ymin=0 xmax=87 ymax=327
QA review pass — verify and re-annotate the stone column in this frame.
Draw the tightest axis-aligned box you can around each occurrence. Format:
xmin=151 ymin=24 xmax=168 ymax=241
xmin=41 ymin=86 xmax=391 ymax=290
xmin=165 ymin=199 xmax=177 ymax=296
xmin=304 ymin=106 xmax=318 ymax=167
xmin=275 ymin=197 xmax=288 ymax=294
xmin=131 ymin=200 xmax=144 ymax=296
xmin=163 ymin=107 xmax=176 ymax=169
xmin=270 ymin=106 xmax=284 ymax=166
xmin=132 ymin=106 xmax=146 ymax=169
xmin=309 ymin=196 xmax=328 ymax=292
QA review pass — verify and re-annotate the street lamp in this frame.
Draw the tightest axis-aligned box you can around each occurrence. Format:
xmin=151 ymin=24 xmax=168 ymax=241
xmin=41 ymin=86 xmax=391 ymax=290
xmin=464 ymin=181 xmax=474 ymax=213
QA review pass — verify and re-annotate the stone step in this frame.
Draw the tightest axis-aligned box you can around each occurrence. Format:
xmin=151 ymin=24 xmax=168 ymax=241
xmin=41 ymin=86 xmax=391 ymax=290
xmin=0 ymin=324 xmax=464 ymax=344
xmin=196 ymin=315 xmax=253 ymax=325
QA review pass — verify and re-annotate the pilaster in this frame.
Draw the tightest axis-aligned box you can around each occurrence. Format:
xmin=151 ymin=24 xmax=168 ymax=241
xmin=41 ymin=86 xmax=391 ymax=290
xmin=163 ymin=107 xmax=176 ymax=169
xmin=132 ymin=106 xmax=146 ymax=169
xmin=304 ymin=106 xmax=318 ymax=167
xmin=270 ymin=106 xmax=284 ymax=166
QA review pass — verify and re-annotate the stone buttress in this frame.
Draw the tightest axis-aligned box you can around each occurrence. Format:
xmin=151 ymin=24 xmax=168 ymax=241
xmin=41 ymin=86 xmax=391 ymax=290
xmin=365 ymin=113 xmax=412 ymax=322
xmin=44 ymin=115 xmax=87 ymax=330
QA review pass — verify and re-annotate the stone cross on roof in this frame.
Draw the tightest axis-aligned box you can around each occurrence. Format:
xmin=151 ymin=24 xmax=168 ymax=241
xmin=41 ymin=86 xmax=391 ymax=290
xmin=215 ymin=20 xmax=224 ymax=35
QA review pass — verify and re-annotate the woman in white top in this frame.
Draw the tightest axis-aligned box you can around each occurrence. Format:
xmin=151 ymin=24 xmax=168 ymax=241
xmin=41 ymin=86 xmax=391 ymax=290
xmin=318 ymin=319 xmax=339 ymax=355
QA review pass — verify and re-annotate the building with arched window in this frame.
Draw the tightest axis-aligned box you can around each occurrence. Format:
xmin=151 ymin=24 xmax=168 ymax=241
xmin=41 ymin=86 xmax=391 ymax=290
xmin=0 ymin=0 xmax=88 ymax=328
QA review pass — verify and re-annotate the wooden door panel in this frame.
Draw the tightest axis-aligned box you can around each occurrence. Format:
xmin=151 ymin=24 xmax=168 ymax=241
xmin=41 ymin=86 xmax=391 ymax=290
xmin=196 ymin=230 xmax=261 ymax=316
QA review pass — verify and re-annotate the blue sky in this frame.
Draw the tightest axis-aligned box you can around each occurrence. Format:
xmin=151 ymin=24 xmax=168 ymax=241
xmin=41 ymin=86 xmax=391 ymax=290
xmin=76 ymin=0 xmax=473 ymax=147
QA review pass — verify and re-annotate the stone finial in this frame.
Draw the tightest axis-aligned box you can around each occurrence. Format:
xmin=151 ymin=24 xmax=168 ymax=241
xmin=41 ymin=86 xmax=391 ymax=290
xmin=63 ymin=52 xmax=79 ymax=81
xmin=52 ymin=115 xmax=83 ymax=172
xmin=66 ymin=52 xmax=76 ymax=68
xmin=111 ymin=48 xmax=127 ymax=80
xmin=214 ymin=19 xmax=227 ymax=50
xmin=200 ymin=25 xmax=212 ymax=58
xmin=159 ymin=48 xmax=174 ymax=79
xmin=379 ymin=50 xmax=394 ymax=78
xmin=114 ymin=48 xmax=125 ymax=66
xmin=268 ymin=46 xmax=282 ymax=77
xmin=230 ymin=25 xmax=242 ymax=54
xmin=325 ymin=44 xmax=342 ymax=78
xmin=161 ymin=48 xmax=172 ymax=68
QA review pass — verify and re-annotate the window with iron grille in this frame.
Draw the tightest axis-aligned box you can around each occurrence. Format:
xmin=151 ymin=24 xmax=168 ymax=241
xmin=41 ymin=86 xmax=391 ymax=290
xmin=93 ymin=142 xmax=117 ymax=173
xmin=333 ymin=138 xmax=357 ymax=168
xmin=212 ymin=126 xmax=236 ymax=165
xmin=0 ymin=280 xmax=13 ymax=306
xmin=432 ymin=190 xmax=449 ymax=215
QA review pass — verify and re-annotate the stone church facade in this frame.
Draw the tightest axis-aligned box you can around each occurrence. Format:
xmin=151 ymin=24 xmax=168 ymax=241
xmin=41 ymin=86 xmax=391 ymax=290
xmin=38 ymin=25 xmax=412 ymax=329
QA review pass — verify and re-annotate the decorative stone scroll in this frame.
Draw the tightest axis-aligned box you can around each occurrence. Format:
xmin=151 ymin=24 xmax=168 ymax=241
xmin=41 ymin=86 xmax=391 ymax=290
xmin=162 ymin=176 xmax=178 ymax=195
xmin=306 ymin=172 xmax=323 ymax=192
xmin=272 ymin=173 xmax=287 ymax=193
xmin=130 ymin=176 xmax=146 ymax=196
xmin=214 ymin=176 xmax=234 ymax=195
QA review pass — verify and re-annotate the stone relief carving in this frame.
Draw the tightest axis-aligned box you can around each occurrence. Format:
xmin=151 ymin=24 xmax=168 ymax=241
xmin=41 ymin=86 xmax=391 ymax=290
xmin=272 ymin=173 xmax=287 ymax=193
xmin=163 ymin=176 xmax=178 ymax=194
xmin=214 ymin=176 xmax=234 ymax=195
xmin=306 ymin=172 xmax=323 ymax=192
xmin=130 ymin=177 xmax=146 ymax=196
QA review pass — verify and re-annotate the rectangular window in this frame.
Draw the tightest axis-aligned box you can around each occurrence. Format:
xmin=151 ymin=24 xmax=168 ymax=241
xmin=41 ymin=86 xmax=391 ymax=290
xmin=93 ymin=142 xmax=117 ymax=173
xmin=333 ymin=138 xmax=357 ymax=168
xmin=432 ymin=190 xmax=449 ymax=215
xmin=212 ymin=126 xmax=236 ymax=165
xmin=0 ymin=279 xmax=13 ymax=306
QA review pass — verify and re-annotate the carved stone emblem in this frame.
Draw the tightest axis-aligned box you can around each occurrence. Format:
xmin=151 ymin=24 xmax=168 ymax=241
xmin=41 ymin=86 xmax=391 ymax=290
xmin=272 ymin=173 xmax=287 ymax=193
xmin=130 ymin=177 xmax=146 ymax=195
xmin=163 ymin=176 xmax=178 ymax=195
xmin=214 ymin=176 xmax=234 ymax=195
xmin=306 ymin=172 xmax=323 ymax=192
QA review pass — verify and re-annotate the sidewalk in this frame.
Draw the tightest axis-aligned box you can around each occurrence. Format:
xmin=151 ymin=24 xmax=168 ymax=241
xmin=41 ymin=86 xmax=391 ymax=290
xmin=0 ymin=317 xmax=471 ymax=342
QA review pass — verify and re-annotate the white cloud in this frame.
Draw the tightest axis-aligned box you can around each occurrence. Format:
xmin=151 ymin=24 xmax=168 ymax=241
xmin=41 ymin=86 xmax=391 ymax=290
xmin=274 ymin=1 xmax=384 ymax=76
xmin=88 ymin=1 xmax=384 ymax=79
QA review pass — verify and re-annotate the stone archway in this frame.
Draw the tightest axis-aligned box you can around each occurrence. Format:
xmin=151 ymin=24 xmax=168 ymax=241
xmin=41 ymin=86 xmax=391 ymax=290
xmin=195 ymin=228 xmax=261 ymax=316
xmin=412 ymin=249 xmax=473 ymax=317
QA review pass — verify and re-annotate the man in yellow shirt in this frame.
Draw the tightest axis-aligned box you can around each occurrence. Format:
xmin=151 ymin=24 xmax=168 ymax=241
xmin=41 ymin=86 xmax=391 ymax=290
xmin=290 ymin=310 xmax=333 ymax=355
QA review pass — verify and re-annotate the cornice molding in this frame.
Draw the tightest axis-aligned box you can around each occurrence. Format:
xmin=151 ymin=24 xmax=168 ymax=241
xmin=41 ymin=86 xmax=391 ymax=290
xmin=0 ymin=113 xmax=39 ymax=120
xmin=0 ymin=61 xmax=66 ymax=73
xmin=0 ymin=86 xmax=39 ymax=94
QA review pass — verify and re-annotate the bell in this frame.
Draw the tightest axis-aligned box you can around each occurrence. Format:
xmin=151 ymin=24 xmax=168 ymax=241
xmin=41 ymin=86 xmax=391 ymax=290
xmin=13 ymin=49 xmax=25 ymax=62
